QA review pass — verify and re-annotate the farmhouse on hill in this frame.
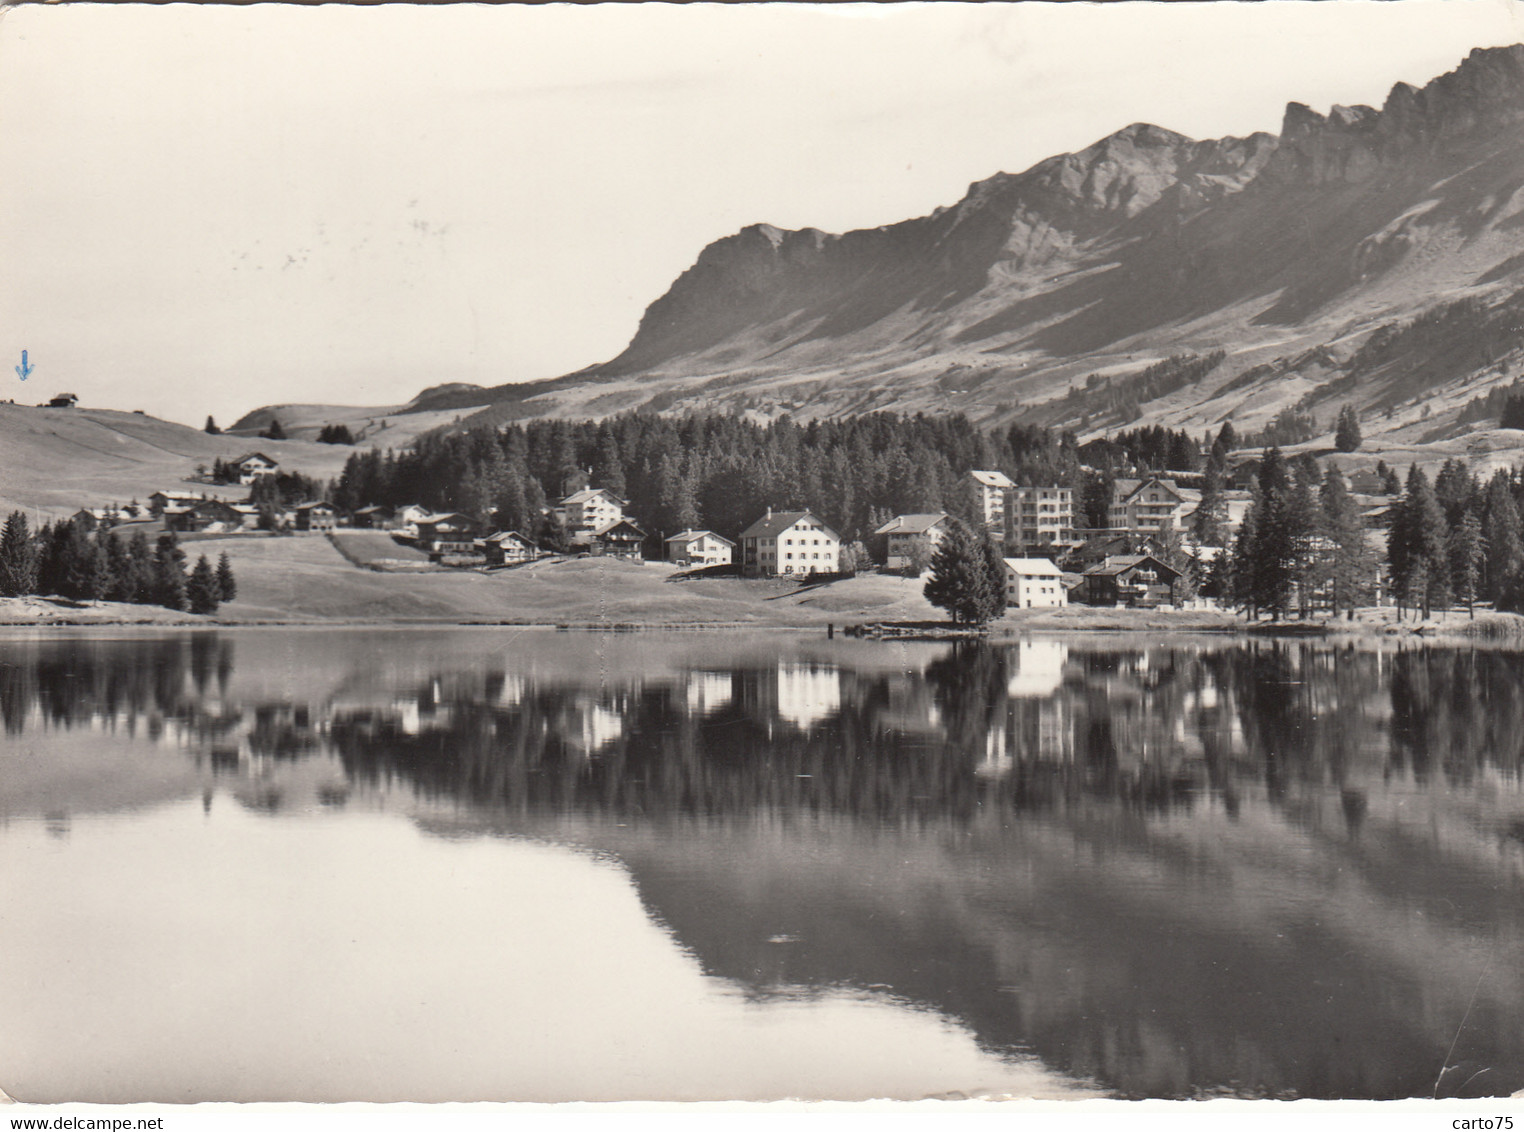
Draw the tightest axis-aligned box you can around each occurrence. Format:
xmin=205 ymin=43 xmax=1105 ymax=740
xmin=232 ymin=453 xmax=279 ymax=485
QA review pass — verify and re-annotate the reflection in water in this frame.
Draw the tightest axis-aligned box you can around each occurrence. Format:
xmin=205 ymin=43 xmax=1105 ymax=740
xmin=2 ymin=630 xmax=1523 ymax=1101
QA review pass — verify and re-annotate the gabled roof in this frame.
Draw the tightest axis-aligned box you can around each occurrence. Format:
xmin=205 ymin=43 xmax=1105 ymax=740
xmin=293 ymin=500 xmax=336 ymax=511
xmin=875 ymin=512 xmax=949 ymax=536
xmin=665 ymin=529 xmax=736 ymax=546
xmin=739 ymin=510 xmax=838 ymax=540
xmin=1003 ymin=557 xmax=1063 ymax=576
xmin=234 ymin=452 xmax=278 ymax=467
xmin=1121 ymin=477 xmax=1186 ymax=504
xmin=561 ymin=487 xmax=626 ymax=507
xmin=353 ymin=503 xmax=393 ymax=515
xmin=969 ymin=470 xmax=1015 ymax=489
xmin=483 ymin=529 xmax=533 ymax=545
xmin=1083 ymin=554 xmax=1182 ymax=579
xmin=594 ymin=518 xmax=646 ymax=538
xmin=416 ymin=511 xmax=470 ymax=525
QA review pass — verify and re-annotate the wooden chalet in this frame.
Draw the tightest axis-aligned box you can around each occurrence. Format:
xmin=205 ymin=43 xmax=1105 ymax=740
xmin=478 ymin=530 xmax=538 ymax=566
xmin=351 ymin=504 xmax=395 ymax=529
xmin=415 ymin=512 xmax=480 ymax=554
xmin=292 ymin=501 xmax=339 ymax=531
xmin=586 ymin=518 xmax=648 ymax=560
xmin=1078 ymin=554 xmax=1184 ymax=608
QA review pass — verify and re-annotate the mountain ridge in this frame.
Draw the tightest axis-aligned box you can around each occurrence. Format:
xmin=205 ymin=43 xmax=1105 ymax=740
xmin=258 ymin=45 xmax=1524 ymax=457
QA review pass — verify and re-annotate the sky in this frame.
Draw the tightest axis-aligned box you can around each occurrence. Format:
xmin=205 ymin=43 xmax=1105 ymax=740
xmin=2 ymin=1 xmax=1524 ymax=428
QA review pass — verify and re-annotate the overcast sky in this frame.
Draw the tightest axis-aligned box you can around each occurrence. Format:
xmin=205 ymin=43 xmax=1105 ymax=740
xmin=2 ymin=1 xmax=1523 ymax=427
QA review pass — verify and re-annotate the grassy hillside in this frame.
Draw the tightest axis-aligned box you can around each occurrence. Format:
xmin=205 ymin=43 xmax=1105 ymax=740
xmin=0 ymin=404 xmax=357 ymax=519
xmin=202 ymin=537 xmax=946 ymax=626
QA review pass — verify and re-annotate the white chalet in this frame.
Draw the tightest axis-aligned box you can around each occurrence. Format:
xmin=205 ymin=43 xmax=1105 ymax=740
xmin=664 ymin=529 xmax=735 ymax=567
xmin=739 ymin=509 xmax=839 ymax=578
xmin=1003 ymin=558 xmax=1067 ymax=609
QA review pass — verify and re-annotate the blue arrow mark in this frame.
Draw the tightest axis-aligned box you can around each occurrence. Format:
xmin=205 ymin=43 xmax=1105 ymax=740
xmin=15 ymin=350 xmax=33 ymax=381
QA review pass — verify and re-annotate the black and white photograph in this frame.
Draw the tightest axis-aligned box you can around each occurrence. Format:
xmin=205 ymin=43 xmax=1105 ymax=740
xmin=4 ymin=0 xmax=1524 ymax=1118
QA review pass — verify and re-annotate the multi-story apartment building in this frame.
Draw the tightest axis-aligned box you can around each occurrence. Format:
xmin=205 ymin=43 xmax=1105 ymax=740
xmin=1009 ymin=485 xmax=1075 ymax=549
xmin=969 ymin=470 xmax=1015 ymax=531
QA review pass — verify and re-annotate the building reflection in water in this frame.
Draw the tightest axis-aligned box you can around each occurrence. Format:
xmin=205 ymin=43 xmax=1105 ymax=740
xmin=2 ymin=632 xmax=1524 ymax=1099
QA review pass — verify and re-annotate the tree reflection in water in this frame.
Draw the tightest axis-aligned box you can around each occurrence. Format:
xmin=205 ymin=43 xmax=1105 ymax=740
xmin=2 ymin=632 xmax=1523 ymax=1099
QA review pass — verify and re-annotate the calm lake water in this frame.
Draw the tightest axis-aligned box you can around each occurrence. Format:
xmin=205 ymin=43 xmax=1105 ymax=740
xmin=2 ymin=628 xmax=1522 ymax=1102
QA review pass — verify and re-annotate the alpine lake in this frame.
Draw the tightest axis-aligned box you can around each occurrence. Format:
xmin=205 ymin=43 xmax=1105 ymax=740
xmin=2 ymin=627 xmax=1522 ymax=1103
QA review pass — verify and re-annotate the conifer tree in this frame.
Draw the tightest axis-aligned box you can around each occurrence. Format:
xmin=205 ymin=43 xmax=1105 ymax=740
xmin=923 ymin=519 xmax=1004 ymax=625
xmin=188 ymin=556 xmax=220 ymax=615
xmin=0 ymin=512 xmax=36 ymax=597
xmin=204 ymin=416 xmax=220 ymax=435
xmin=124 ymin=532 xmax=157 ymax=604
xmin=1319 ymin=466 xmax=1373 ymax=617
xmin=1334 ymin=406 xmax=1363 ymax=452
xmin=1389 ymin=467 xmax=1448 ymax=619
xmin=1191 ymin=464 xmax=1228 ymax=547
xmin=1448 ymin=504 xmax=1484 ymax=618
xmin=1482 ymin=471 xmax=1523 ymax=609
xmin=154 ymin=533 xmax=188 ymax=611
xmin=216 ymin=552 xmax=237 ymax=603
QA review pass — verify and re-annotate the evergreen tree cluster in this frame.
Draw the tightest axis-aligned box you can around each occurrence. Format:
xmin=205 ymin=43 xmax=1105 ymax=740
xmin=1220 ymin=448 xmax=1375 ymax=619
xmin=1388 ymin=459 xmax=1523 ymax=618
xmin=0 ymin=513 xmax=236 ymax=614
xmin=317 ymin=424 xmax=356 ymax=445
xmin=330 ymin=412 xmax=1090 ymax=550
xmin=1078 ymin=425 xmax=1204 ymax=474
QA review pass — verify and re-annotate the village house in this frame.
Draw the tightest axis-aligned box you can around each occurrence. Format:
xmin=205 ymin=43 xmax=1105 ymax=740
xmin=1109 ymin=478 xmax=1198 ymax=534
xmin=414 ymin=512 xmax=480 ymax=555
xmin=1078 ymin=554 xmax=1184 ymax=608
xmin=70 ymin=507 xmax=125 ymax=532
xmin=166 ymin=498 xmax=250 ymax=534
xmin=585 ymin=518 xmax=648 ymax=560
xmin=1003 ymin=558 xmax=1067 ymax=609
xmin=350 ymin=504 xmax=395 ymax=529
xmin=1009 ymin=486 xmax=1076 ymax=550
xmin=148 ymin=490 xmax=208 ymax=515
xmin=478 ymin=530 xmax=538 ymax=566
xmin=233 ymin=453 xmax=279 ymax=485
xmin=556 ymin=487 xmax=626 ymax=540
xmin=292 ymin=501 xmax=339 ymax=532
xmin=664 ymin=529 xmax=735 ymax=567
xmin=394 ymin=504 xmax=432 ymax=537
xmin=46 ymin=393 xmax=79 ymax=408
xmin=874 ymin=513 xmax=950 ymax=570
xmin=739 ymin=509 xmax=840 ymax=578
xmin=969 ymin=470 xmax=1015 ymax=531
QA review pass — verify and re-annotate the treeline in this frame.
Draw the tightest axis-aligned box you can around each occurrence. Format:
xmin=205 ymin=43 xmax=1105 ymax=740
xmin=1386 ymin=459 xmax=1524 ymax=617
xmin=331 ymin=412 xmax=1230 ymax=546
xmin=1215 ymin=449 xmax=1524 ymax=619
xmin=0 ymin=513 xmax=235 ymax=614
xmin=1217 ymin=449 xmax=1374 ymax=618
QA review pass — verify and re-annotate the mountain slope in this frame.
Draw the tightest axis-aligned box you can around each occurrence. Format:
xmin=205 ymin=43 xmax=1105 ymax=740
xmin=248 ymin=45 xmax=1524 ymax=456
xmin=0 ymin=404 xmax=357 ymax=518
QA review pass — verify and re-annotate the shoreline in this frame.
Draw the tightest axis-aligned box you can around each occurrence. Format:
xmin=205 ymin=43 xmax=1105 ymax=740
xmin=4 ymin=600 xmax=1522 ymax=648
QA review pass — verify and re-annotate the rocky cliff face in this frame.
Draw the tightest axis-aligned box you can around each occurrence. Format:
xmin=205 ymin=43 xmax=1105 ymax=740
xmin=401 ymin=46 xmax=1524 ymax=452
